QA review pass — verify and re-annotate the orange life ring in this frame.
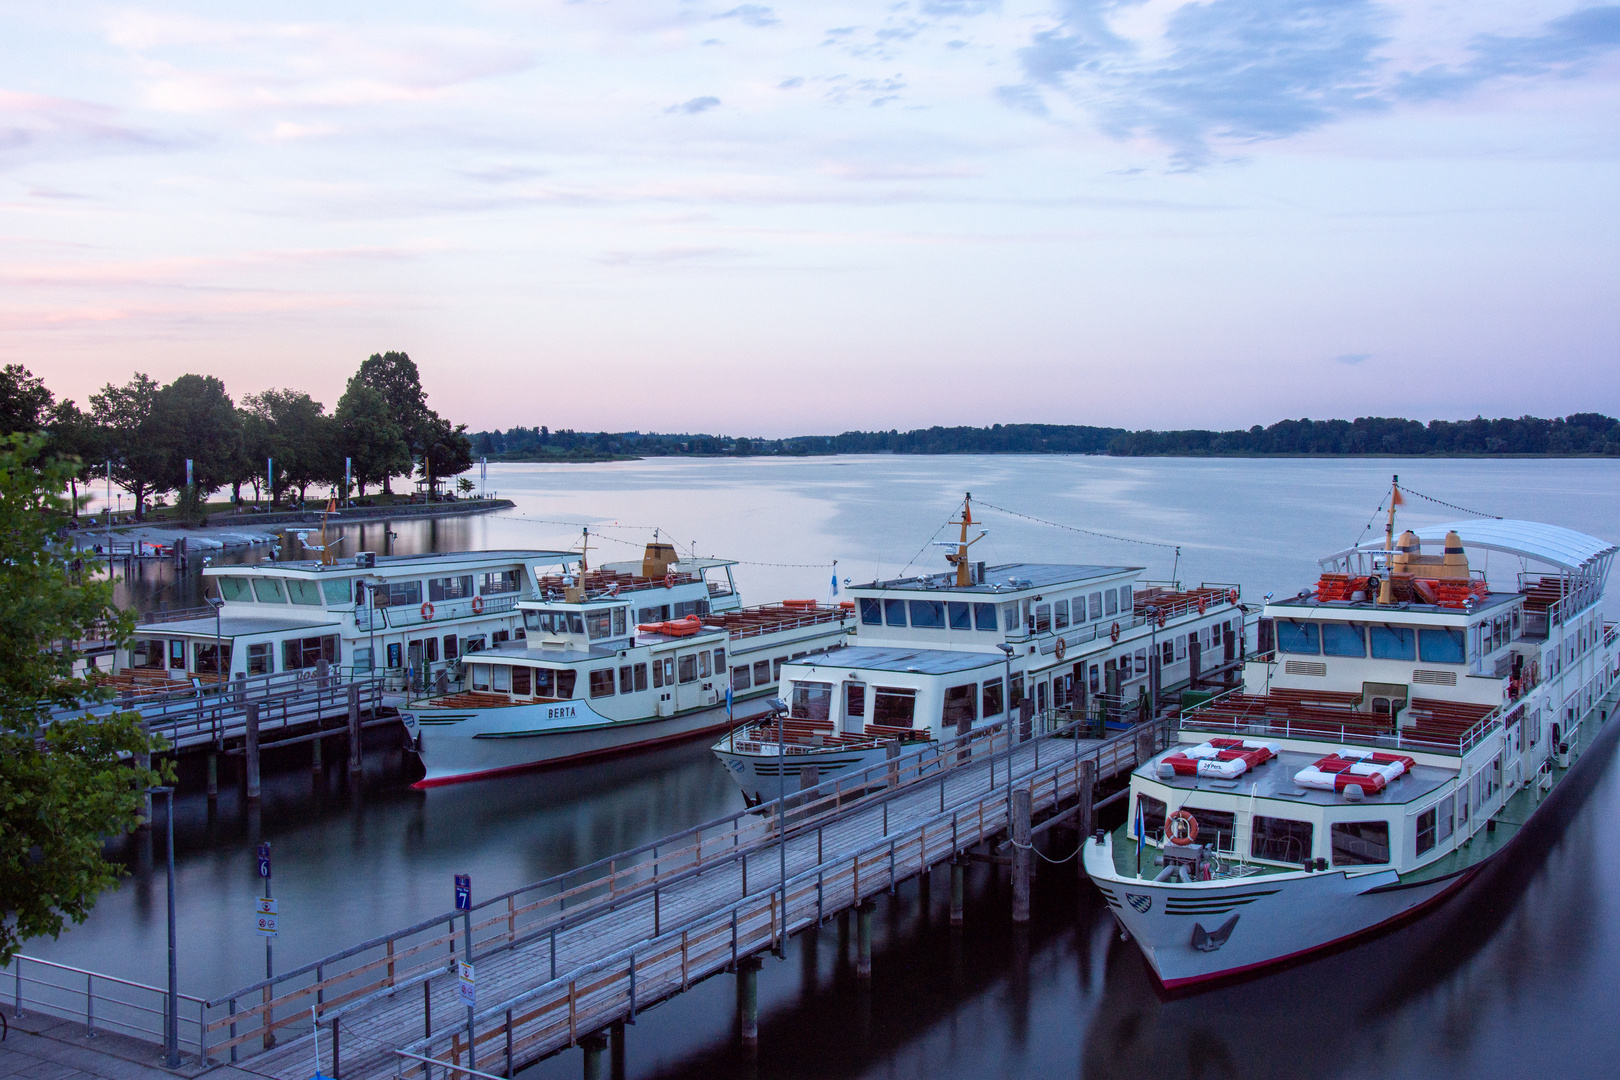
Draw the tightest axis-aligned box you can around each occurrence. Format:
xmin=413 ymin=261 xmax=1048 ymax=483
xmin=471 ymin=596 xmax=484 ymax=614
xmin=1166 ymin=809 xmax=1199 ymax=846
xmin=1156 ymin=609 xmax=1167 ymax=628
xmin=1228 ymin=589 xmax=1239 ymax=605
xmin=1197 ymin=596 xmax=1207 ymax=615
xmin=1110 ymin=622 xmax=1121 ymax=643
xmin=421 ymin=601 xmax=435 ymax=620
xmin=1054 ymin=637 xmax=1066 ymax=660
xmin=664 ymin=573 xmax=676 ymax=589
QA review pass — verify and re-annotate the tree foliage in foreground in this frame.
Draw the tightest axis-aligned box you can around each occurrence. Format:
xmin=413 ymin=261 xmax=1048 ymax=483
xmin=0 ymin=435 xmax=164 ymax=963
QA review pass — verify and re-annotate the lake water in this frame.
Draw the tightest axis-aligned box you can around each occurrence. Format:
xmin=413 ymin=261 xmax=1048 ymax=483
xmin=32 ymin=456 xmax=1620 ymax=1079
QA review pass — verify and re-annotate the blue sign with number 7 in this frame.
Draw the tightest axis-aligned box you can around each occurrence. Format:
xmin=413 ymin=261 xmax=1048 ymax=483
xmin=454 ymin=873 xmax=471 ymax=911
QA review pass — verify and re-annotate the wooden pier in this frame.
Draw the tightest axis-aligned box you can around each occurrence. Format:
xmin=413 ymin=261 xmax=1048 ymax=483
xmin=199 ymin=712 xmax=1166 ymax=1080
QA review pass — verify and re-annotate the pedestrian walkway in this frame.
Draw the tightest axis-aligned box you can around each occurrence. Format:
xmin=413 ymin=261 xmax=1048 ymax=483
xmin=0 ymin=1006 xmax=269 ymax=1080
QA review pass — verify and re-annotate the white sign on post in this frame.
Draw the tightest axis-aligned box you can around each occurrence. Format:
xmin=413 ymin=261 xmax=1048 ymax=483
xmin=457 ymin=960 xmax=475 ymax=1008
xmin=255 ymin=897 xmax=279 ymax=938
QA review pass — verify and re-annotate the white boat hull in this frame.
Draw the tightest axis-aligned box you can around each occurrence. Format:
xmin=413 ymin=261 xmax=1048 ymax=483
xmin=712 ymin=738 xmax=937 ymax=804
xmin=1083 ymin=834 xmax=1471 ymax=987
xmin=410 ymin=697 xmax=777 ymax=787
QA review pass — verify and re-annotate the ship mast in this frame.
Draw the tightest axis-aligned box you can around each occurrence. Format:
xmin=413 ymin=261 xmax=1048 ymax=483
xmin=566 ymin=527 xmax=590 ymax=603
xmin=1378 ymin=473 xmax=1403 ymax=605
xmin=948 ymin=492 xmax=986 ymax=587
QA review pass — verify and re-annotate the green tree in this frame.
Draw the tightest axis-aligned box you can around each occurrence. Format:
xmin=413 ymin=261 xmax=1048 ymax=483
xmin=89 ymin=374 xmax=167 ymax=520
xmin=0 ymin=364 xmax=54 ymax=435
xmin=418 ymin=414 xmax=474 ymax=495
xmin=355 ymin=352 xmax=429 ymax=493
xmin=243 ymin=390 xmax=338 ymax=506
xmin=0 ymin=435 xmax=165 ymax=962
xmin=45 ymin=401 xmax=103 ymax=521
xmin=149 ymin=375 xmax=244 ymax=501
xmin=334 ymin=378 xmax=410 ymax=498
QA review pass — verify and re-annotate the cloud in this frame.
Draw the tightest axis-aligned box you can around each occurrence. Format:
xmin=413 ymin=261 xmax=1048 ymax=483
xmin=1334 ymin=353 xmax=1371 ymax=365
xmin=666 ymin=96 xmax=722 ymax=114
xmin=778 ymin=76 xmax=804 ymax=89
xmin=713 ymin=5 xmax=780 ymax=28
xmin=0 ymin=89 xmax=179 ymax=169
xmin=1398 ymin=5 xmax=1620 ymax=101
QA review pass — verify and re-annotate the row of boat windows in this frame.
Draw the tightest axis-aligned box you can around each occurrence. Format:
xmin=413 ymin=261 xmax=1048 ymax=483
xmin=1277 ymin=622 xmax=1467 ymax=663
xmin=525 ymin=608 xmax=630 ymax=638
xmin=858 ymin=586 xmax=1133 ymax=633
xmin=468 ymin=648 xmax=735 ymax=698
xmin=789 ymin=674 xmax=1039 ymax=728
xmin=130 ymin=635 xmax=338 ymax=675
xmin=215 ymin=571 xmax=522 ymax=608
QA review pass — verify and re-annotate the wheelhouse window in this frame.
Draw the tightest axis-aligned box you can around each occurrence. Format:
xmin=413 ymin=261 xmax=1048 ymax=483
xmin=974 ymin=603 xmax=998 ymax=631
xmin=909 ymin=600 xmax=944 ymax=628
xmin=1133 ymin=794 xmax=1167 ymax=843
xmin=379 ymin=581 xmax=421 ymax=607
xmin=1415 ymin=807 xmax=1437 ymax=855
xmin=219 ymin=577 xmax=253 ymax=602
xmin=1054 ymin=599 xmax=1070 ymax=630
xmin=948 ymin=602 xmax=972 ymax=630
xmin=1185 ymin=807 xmax=1236 ymax=852
xmin=1418 ymin=628 xmax=1465 ymax=663
xmin=321 ymin=578 xmax=351 ymax=605
xmin=481 ymin=570 xmax=519 ymax=594
xmin=1320 ymin=623 xmax=1365 ymax=657
xmin=1370 ymin=626 xmax=1417 ymax=660
xmin=253 ymin=579 xmax=287 ymax=604
xmin=1251 ymin=816 xmax=1313 ymax=864
xmin=873 ymin=686 xmax=917 ymax=727
xmin=586 ymin=609 xmax=613 ymax=639
xmin=284 ymin=580 xmax=320 ymax=606
xmin=1277 ymin=621 xmax=1320 ymax=654
xmin=1033 ymin=604 xmax=1051 ymax=633
xmin=1331 ymin=821 xmax=1391 ymax=865
xmin=590 ymin=669 xmax=615 ymax=698
xmin=859 ymin=598 xmax=882 ymax=625
xmin=1104 ymin=590 xmax=1118 ymax=617
xmin=884 ymin=598 xmax=907 ymax=627
xmin=282 ymin=635 xmax=338 ymax=671
xmin=430 ymin=575 xmax=475 ymax=602
xmin=943 ymin=684 xmax=976 ymax=729
xmin=789 ymin=681 xmax=833 ymax=720
xmin=1088 ymin=592 xmax=1102 ymax=620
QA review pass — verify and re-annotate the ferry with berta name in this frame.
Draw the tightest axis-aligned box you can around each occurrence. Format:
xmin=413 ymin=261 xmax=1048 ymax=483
xmin=1084 ymin=479 xmax=1620 ymax=989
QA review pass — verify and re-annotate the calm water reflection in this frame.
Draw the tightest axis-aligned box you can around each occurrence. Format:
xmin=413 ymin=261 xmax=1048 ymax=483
xmin=41 ymin=457 xmax=1620 ymax=1078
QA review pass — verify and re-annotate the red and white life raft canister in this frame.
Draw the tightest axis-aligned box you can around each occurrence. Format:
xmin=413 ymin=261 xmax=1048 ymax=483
xmin=1294 ymin=750 xmax=1417 ymax=797
xmin=1158 ymin=738 xmax=1282 ymax=780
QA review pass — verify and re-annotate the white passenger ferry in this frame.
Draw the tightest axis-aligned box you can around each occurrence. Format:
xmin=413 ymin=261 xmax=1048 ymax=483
xmin=1085 ymin=483 xmax=1620 ymax=989
xmin=713 ymin=495 xmax=1244 ymax=805
xmin=404 ymin=542 xmax=854 ymax=786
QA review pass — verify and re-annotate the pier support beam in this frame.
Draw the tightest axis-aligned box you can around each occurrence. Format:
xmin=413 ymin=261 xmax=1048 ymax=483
xmin=311 ymin=730 xmax=323 ymax=774
xmin=1011 ymin=788 xmax=1032 ymax=924
xmin=737 ymin=955 xmax=763 ymax=1046
xmin=206 ymin=753 xmax=219 ymax=803
xmin=950 ymin=862 xmax=964 ymax=927
xmin=856 ymin=901 xmax=875 ymax=980
xmin=609 ymin=1019 xmax=626 ymax=1080
xmin=348 ymin=685 xmax=363 ymax=774
xmin=581 ymin=1031 xmax=608 ymax=1080
xmin=245 ymin=702 xmax=261 ymax=803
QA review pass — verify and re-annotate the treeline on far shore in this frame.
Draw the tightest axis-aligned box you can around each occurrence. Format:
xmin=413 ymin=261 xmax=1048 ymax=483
xmin=471 ymin=413 xmax=1620 ymax=461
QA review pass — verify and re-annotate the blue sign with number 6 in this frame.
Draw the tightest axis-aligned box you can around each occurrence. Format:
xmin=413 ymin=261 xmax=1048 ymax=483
xmin=257 ymin=842 xmax=271 ymax=879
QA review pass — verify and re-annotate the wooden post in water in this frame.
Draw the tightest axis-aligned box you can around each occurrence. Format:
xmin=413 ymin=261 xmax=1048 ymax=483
xmin=581 ymin=1030 xmax=608 ymax=1080
xmin=950 ymin=861 xmax=964 ymax=926
xmin=737 ymin=956 xmax=763 ymax=1046
xmin=245 ymin=702 xmax=261 ymax=802
xmin=347 ymin=684 xmax=363 ymax=774
xmin=206 ymin=753 xmax=218 ymax=803
xmin=137 ymin=716 xmax=152 ymax=829
xmin=1011 ymin=788 xmax=1032 ymax=924
xmin=856 ymin=901 xmax=875 ymax=979
xmin=609 ymin=1019 xmax=626 ymax=1080
xmin=1077 ymin=758 xmax=1096 ymax=879
xmin=311 ymin=728 xmax=323 ymax=773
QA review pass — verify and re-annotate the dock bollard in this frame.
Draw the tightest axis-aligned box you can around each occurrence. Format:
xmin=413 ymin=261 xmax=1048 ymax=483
xmin=1011 ymin=788 xmax=1032 ymax=924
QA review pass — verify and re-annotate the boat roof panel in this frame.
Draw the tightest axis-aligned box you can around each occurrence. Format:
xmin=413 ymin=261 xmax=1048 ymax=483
xmin=853 ymin=562 xmax=1141 ymax=596
xmin=1328 ymin=519 xmax=1617 ymax=574
xmin=207 ymin=550 xmax=576 ymax=575
xmin=1145 ymin=747 xmax=1456 ymax=807
xmin=787 ymin=646 xmax=1006 ymax=676
xmin=134 ymin=615 xmax=342 ymax=636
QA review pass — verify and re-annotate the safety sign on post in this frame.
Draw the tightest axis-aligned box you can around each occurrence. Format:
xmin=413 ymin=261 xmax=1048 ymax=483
xmin=255 ymin=897 xmax=279 ymax=938
xmin=457 ymin=961 xmax=475 ymax=1008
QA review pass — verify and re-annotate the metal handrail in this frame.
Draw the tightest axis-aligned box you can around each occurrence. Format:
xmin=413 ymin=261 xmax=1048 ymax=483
xmin=2 ymin=953 xmax=208 ymax=1055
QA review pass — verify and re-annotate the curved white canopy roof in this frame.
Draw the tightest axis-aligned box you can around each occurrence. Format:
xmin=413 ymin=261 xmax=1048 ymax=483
xmin=1326 ymin=519 xmax=1618 ymax=575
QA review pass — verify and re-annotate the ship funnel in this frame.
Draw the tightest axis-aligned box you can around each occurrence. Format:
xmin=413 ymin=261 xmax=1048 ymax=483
xmin=642 ymin=542 xmax=679 ymax=580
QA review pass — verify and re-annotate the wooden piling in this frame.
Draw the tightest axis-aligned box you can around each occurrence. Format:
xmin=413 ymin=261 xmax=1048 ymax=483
xmin=347 ymin=684 xmax=363 ymax=773
xmin=950 ymin=861 xmax=964 ymax=926
xmin=609 ymin=1019 xmax=626 ymax=1080
xmin=245 ymin=702 xmax=261 ymax=802
xmin=311 ymin=729 xmax=323 ymax=773
xmin=737 ymin=955 xmax=763 ymax=1045
xmin=1011 ymin=788 xmax=1032 ymax=924
xmin=856 ymin=901 xmax=874 ymax=979
xmin=1077 ymin=758 xmax=1096 ymax=878
xmin=206 ymin=752 xmax=218 ymax=802
xmin=581 ymin=1030 xmax=608 ymax=1080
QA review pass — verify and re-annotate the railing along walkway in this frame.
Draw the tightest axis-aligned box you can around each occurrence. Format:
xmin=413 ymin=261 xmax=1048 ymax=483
xmin=216 ymin=713 xmax=1165 ymax=1080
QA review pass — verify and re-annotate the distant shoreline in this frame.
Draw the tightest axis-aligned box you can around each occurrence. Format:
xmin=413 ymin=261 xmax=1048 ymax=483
xmin=480 ymin=451 xmax=1617 ymax=463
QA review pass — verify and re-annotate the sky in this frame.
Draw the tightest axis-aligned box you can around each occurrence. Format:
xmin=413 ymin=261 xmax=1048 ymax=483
xmin=3 ymin=1 xmax=1619 ymax=438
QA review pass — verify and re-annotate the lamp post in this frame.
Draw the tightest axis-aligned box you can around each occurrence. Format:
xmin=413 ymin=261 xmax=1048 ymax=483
xmin=208 ymin=593 xmax=224 ymax=688
xmin=997 ymin=643 xmax=1015 ymax=794
xmin=769 ymin=696 xmax=789 ymax=956
xmin=151 ymin=785 xmax=180 ymax=1068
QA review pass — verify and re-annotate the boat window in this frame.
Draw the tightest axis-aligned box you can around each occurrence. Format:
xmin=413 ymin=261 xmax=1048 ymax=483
xmin=1511 ymin=608 xmax=1520 ymax=637
xmin=1002 ymin=602 xmax=1020 ymax=634
xmin=492 ymin=665 xmax=512 ymax=693
xmin=567 ymin=613 xmax=585 ymax=635
xmin=248 ymin=642 xmax=272 ymax=675
xmin=678 ymin=655 xmax=698 ymax=683
xmin=943 ymin=684 xmax=976 ymax=730
xmin=636 ymin=664 xmax=649 ymax=691
xmin=846 ymin=682 xmax=866 ymax=718
xmin=130 ymin=640 xmax=164 ymax=669
xmin=731 ymin=665 xmax=751 ymax=691
xmin=1176 ymin=634 xmax=1187 ymax=660
xmin=533 ymin=669 xmax=556 ymax=696
xmin=1033 ymin=604 xmax=1051 ymax=633
xmin=590 ymin=669 xmax=615 ymax=698
xmin=773 ymin=658 xmax=785 ymax=680
xmin=974 ymin=603 xmax=998 ymax=631
xmin=321 ymin=578 xmax=351 ymax=605
xmin=713 ymin=648 xmax=725 ymax=673
xmin=1134 ymin=649 xmax=1147 ymax=675
xmin=219 ymin=577 xmax=254 ymax=602
xmin=1008 ymin=673 xmax=1024 ymax=709
xmin=1089 ymin=664 xmax=1100 ymax=693
xmin=639 ymin=605 xmax=671 ymax=624
xmin=1054 ymin=599 xmax=1070 ymax=630
xmin=948 ymin=602 xmax=972 ymax=630
xmin=753 ymin=660 xmax=771 ymax=684
xmin=470 ymin=664 xmax=490 ymax=691
xmin=282 ymin=635 xmax=338 ymax=671
xmin=860 ymin=598 xmax=882 ymax=626
xmin=1183 ymin=808 xmax=1236 ymax=852
xmin=873 ymin=686 xmax=917 ymax=727
xmin=1457 ymin=782 xmax=1469 ymax=827
xmin=790 ymin=681 xmax=833 ymax=721
xmin=982 ymin=676 xmax=1004 ymax=717
xmin=444 ymin=635 xmax=459 ymax=661
xmin=481 ymin=570 xmax=519 ymax=594
xmin=1276 ymin=621 xmax=1320 ymax=654
xmin=586 ymin=609 xmax=613 ymax=640
xmin=1321 ymin=623 xmax=1365 ymax=657
xmin=1331 ymin=821 xmax=1391 ymax=865
xmin=390 ymin=581 xmax=426 ymax=607
xmin=1120 ymin=585 xmax=1132 ymax=611
xmin=698 ymin=651 xmax=710 ymax=677
xmin=430 ymin=575 xmax=475 ymax=602
xmin=192 ymin=642 xmax=232 ymax=675
xmin=884 ymin=598 xmax=907 ymax=627
xmin=1251 ymin=816 xmax=1313 ymax=864
xmin=1133 ymin=794 xmax=1167 ymax=843
xmin=556 ymin=670 xmax=577 ymax=698
xmin=513 ymin=666 xmax=531 ymax=696
xmin=387 ymin=642 xmax=402 ymax=668
xmin=1415 ymin=807 xmax=1437 ymax=855
xmin=424 ymin=637 xmax=439 ymax=663
xmin=614 ymin=608 xmax=627 ymax=636
xmin=1418 ymin=628 xmax=1465 ymax=663
xmin=1370 ymin=626 xmax=1416 ymax=660
xmin=1160 ymin=641 xmax=1174 ymax=667
xmin=909 ymin=600 xmax=944 ymax=628
xmin=253 ymin=578 xmax=287 ymax=603
xmin=1105 ymin=590 xmax=1118 ymax=617
xmin=1437 ymin=794 xmax=1455 ymax=842
xmin=1088 ymin=592 xmax=1102 ymax=620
